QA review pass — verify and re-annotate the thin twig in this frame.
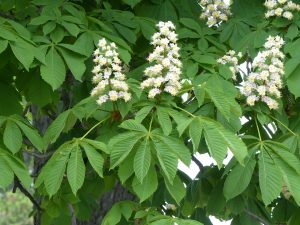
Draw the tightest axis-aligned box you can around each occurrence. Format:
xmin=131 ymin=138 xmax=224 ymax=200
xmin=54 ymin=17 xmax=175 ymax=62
xmin=13 ymin=176 xmax=42 ymax=211
xmin=244 ymin=209 xmax=270 ymax=225
xmin=68 ymin=204 xmax=77 ymax=225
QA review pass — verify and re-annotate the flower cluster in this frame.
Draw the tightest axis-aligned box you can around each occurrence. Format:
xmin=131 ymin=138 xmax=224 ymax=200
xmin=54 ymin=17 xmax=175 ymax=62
xmin=217 ymin=50 xmax=242 ymax=80
xmin=199 ymin=0 xmax=231 ymax=26
xmin=240 ymin=36 xmax=285 ymax=110
xmin=91 ymin=38 xmax=131 ymax=105
xmin=140 ymin=21 xmax=182 ymax=98
xmin=264 ymin=0 xmax=300 ymax=20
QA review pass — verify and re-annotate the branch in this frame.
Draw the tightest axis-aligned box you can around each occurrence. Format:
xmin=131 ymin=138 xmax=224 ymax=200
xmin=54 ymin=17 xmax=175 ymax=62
xmin=13 ymin=176 xmax=42 ymax=211
xmin=23 ymin=149 xmax=53 ymax=159
xmin=68 ymin=204 xmax=77 ymax=225
xmin=192 ymin=155 xmax=204 ymax=170
xmin=244 ymin=209 xmax=269 ymax=225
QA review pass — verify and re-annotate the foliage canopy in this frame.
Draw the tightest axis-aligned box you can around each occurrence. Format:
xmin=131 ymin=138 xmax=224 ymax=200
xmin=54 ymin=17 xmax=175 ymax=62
xmin=1 ymin=0 xmax=300 ymax=224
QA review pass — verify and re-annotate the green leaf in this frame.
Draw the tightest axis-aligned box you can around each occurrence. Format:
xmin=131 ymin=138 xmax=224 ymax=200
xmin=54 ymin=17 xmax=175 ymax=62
xmin=192 ymin=55 xmax=216 ymax=65
xmin=259 ymin=148 xmax=282 ymax=205
xmin=135 ymin=105 xmax=153 ymax=123
xmin=40 ymin=46 xmax=66 ymax=90
xmin=189 ymin=118 xmax=203 ymax=152
xmin=110 ymin=132 xmax=144 ymax=168
xmin=43 ymin=110 xmax=70 ymax=146
xmin=58 ymin=47 xmax=86 ymax=80
xmin=3 ymin=120 xmax=22 ymax=154
xmin=44 ymin=145 xmax=72 ymax=196
xmin=153 ymin=133 xmax=191 ymax=166
xmin=67 ymin=145 xmax=86 ymax=195
xmin=194 ymin=86 xmax=205 ymax=107
xmin=118 ymin=155 xmax=134 ymax=184
xmin=83 ymin=139 xmax=108 ymax=154
xmin=202 ymin=118 xmax=248 ymax=166
xmin=122 ymin=0 xmax=141 ymax=8
xmin=0 ymin=40 xmax=8 ymax=54
xmin=157 ymin=107 xmax=172 ymax=135
xmin=0 ymin=153 xmax=14 ymax=188
xmin=81 ymin=142 xmax=104 ymax=177
xmin=1 ymin=149 xmax=31 ymax=189
xmin=0 ymin=83 xmax=22 ymax=116
xmin=132 ymin=166 xmax=158 ymax=202
xmin=61 ymin=21 xmax=80 ymax=37
xmin=134 ymin=138 xmax=151 ymax=183
xmin=10 ymin=41 xmax=34 ymax=71
xmin=119 ymin=119 xmax=147 ymax=132
xmin=14 ymin=120 xmax=44 ymax=152
xmin=223 ymin=157 xmax=256 ymax=200
xmin=180 ymin=18 xmax=202 ymax=34
xmin=165 ymin=176 xmax=186 ymax=204
xmin=153 ymin=139 xmax=178 ymax=184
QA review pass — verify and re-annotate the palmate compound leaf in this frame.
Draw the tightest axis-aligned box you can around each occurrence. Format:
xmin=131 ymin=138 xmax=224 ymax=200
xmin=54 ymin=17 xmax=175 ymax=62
xmin=170 ymin=112 xmax=248 ymax=166
xmin=67 ymin=144 xmax=86 ymax=195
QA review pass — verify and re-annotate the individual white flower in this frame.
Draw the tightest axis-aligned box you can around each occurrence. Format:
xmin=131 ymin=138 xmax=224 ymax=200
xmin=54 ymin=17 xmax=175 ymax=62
xmin=199 ymin=0 xmax=232 ymax=26
xmin=240 ymin=36 xmax=285 ymax=110
xmin=91 ymin=38 xmax=131 ymax=105
xmin=141 ymin=21 xmax=182 ymax=99
xmin=264 ymin=0 xmax=300 ymax=19
xmin=217 ymin=50 xmax=242 ymax=80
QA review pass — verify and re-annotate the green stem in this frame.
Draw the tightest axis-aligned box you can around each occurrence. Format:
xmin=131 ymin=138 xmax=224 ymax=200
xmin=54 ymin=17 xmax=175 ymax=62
xmin=174 ymin=105 xmax=196 ymax=118
xmin=80 ymin=116 xmax=110 ymax=140
xmin=254 ymin=116 xmax=262 ymax=142
xmin=269 ymin=115 xmax=297 ymax=136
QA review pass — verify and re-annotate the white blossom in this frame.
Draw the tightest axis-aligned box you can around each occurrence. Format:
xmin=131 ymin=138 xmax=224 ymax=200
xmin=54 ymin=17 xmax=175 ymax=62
xmin=141 ymin=21 xmax=182 ymax=98
xmin=199 ymin=0 xmax=232 ymax=27
xmin=217 ymin=50 xmax=242 ymax=80
xmin=91 ymin=38 xmax=131 ymax=105
xmin=264 ymin=0 xmax=300 ymax=20
xmin=240 ymin=36 xmax=285 ymax=110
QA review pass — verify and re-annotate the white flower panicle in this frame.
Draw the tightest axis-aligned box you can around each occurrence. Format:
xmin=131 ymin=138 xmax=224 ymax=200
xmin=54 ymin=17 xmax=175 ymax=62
xmin=199 ymin=0 xmax=231 ymax=26
xmin=141 ymin=21 xmax=182 ymax=99
xmin=240 ymin=36 xmax=285 ymax=110
xmin=217 ymin=50 xmax=242 ymax=80
xmin=264 ymin=0 xmax=300 ymax=20
xmin=91 ymin=38 xmax=131 ymax=105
